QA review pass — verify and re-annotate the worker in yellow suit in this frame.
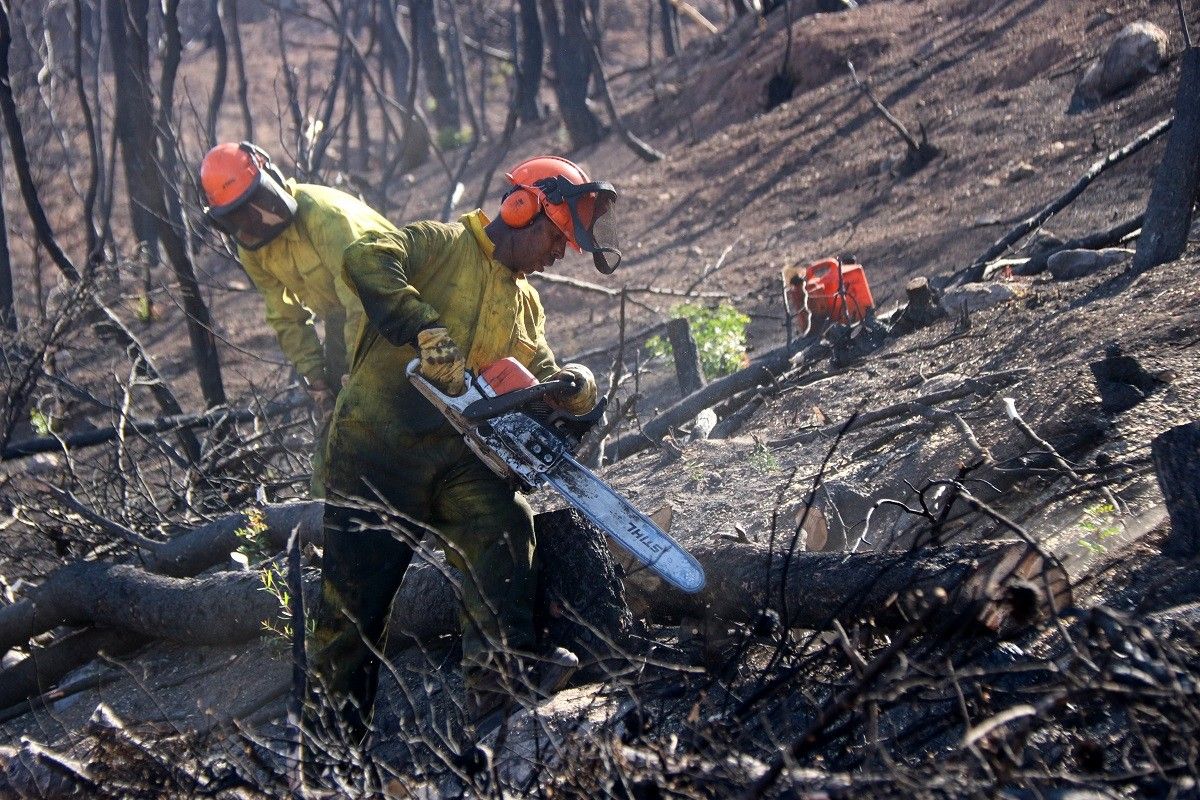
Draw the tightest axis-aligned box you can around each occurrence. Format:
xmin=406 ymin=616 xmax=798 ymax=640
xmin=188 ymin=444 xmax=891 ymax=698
xmin=305 ymin=156 xmax=619 ymax=765
xmin=199 ymin=142 xmax=399 ymax=495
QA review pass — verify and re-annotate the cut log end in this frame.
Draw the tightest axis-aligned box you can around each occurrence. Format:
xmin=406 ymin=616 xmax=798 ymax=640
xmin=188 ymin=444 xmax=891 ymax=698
xmin=963 ymin=546 xmax=1072 ymax=637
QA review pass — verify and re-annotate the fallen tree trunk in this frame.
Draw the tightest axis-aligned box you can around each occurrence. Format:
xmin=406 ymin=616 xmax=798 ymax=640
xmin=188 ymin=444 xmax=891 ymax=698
xmin=604 ymin=341 xmax=802 ymax=462
xmin=628 ymin=539 xmax=1071 ymax=637
xmin=0 ymin=627 xmax=143 ymax=712
xmin=2 ymin=400 xmax=303 ymax=461
xmin=0 ymin=502 xmax=324 ymax=655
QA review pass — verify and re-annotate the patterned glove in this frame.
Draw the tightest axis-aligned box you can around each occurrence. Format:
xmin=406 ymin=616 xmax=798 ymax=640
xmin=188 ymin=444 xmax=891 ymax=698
xmin=550 ymin=363 xmax=598 ymax=416
xmin=417 ymin=327 xmax=466 ymax=396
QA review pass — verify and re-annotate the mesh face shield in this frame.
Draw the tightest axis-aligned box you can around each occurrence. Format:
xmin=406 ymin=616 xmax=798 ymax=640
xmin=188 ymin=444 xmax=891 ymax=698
xmin=536 ymin=176 xmax=622 ymax=274
xmin=205 ymin=172 xmax=297 ymax=251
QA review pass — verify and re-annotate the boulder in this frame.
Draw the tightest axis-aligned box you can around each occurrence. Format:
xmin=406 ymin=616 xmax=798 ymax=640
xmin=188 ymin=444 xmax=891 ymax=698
xmin=1073 ymin=22 xmax=1170 ymax=108
xmin=1046 ymin=248 xmax=1134 ymax=280
xmin=942 ymin=282 xmax=1017 ymax=313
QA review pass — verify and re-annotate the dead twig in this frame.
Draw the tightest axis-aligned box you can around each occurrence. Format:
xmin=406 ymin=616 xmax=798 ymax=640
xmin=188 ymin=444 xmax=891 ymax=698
xmin=847 ymin=60 xmax=938 ymax=174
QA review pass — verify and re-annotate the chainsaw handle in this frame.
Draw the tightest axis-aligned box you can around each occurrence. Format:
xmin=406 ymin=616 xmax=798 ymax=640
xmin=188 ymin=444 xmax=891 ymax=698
xmin=462 ymin=376 xmax=578 ymax=423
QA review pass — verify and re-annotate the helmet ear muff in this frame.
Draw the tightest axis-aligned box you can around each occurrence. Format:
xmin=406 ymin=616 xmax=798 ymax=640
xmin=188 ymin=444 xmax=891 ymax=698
xmin=500 ymin=187 xmax=541 ymax=228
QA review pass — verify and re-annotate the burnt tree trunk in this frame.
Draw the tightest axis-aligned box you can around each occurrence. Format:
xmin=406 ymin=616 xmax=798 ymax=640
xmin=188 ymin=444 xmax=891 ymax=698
xmin=0 ymin=627 xmax=143 ymax=713
xmin=1133 ymin=47 xmax=1200 ymax=272
xmin=515 ymin=0 xmax=544 ymax=123
xmin=411 ymin=0 xmax=460 ymax=133
xmin=658 ymin=0 xmax=680 ymax=57
xmin=104 ymin=0 xmax=159 ymax=289
xmin=627 ymin=539 xmax=1071 ymax=638
xmin=0 ymin=139 xmax=13 ymax=332
xmin=541 ymin=0 xmax=604 ymax=149
xmin=111 ymin=0 xmax=226 ymax=410
xmin=668 ymin=317 xmax=706 ymax=396
xmin=534 ymin=508 xmax=633 ymax=664
xmin=1151 ymin=421 xmax=1200 ymax=558
xmin=204 ymin=0 xmax=226 ymax=145
xmin=221 ymin=0 xmax=254 ymax=142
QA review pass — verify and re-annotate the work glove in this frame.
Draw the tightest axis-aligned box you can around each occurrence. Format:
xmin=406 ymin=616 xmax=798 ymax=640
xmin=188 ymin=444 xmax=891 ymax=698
xmin=417 ymin=326 xmax=467 ymax=396
xmin=305 ymin=375 xmax=336 ymax=420
xmin=548 ymin=363 xmax=598 ymax=416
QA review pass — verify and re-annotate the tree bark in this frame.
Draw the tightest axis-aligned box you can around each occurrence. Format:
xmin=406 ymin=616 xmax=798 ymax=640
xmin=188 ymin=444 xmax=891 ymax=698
xmin=889 ymin=276 xmax=947 ymax=336
xmin=221 ymin=0 xmax=254 ymax=142
xmin=667 ymin=317 xmax=706 ymax=396
xmin=658 ymin=0 xmax=680 ymax=57
xmin=0 ymin=137 xmax=13 ymax=332
xmin=109 ymin=0 xmax=227 ymax=410
xmin=104 ymin=0 xmax=160 ymax=284
xmin=0 ymin=627 xmax=143 ymax=719
xmin=410 ymin=0 xmax=460 ymax=133
xmin=1133 ymin=47 xmax=1200 ymax=272
xmin=541 ymin=0 xmax=604 ymax=150
xmin=71 ymin=0 xmax=104 ymax=271
xmin=1151 ymin=421 xmax=1200 ymax=558
xmin=204 ymin=0 xmax=227 ymax=145
xmin=515 ymin=0 xmax=544 ymax=123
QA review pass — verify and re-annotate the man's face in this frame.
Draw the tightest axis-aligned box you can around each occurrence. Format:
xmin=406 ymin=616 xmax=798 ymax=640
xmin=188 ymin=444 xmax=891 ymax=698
xmin=510 ymin=213 xmax=568 ymax=277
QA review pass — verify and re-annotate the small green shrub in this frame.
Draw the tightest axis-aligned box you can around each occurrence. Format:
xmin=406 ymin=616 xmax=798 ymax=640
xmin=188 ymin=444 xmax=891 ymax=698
xmin=231 ymin=508 xmax=270 ymax=567
xmin=749 ymin=438 xmax=780 ymax=474
xmin=646 ymin=303 xmax=751 ymax=379
xmin=258 ymin=562 xmax=313 ymax=643
xmin=1076 ymin=501 xmax=1121 ymax=555
xmin=230 ymin=509 xmax=312 ymax=643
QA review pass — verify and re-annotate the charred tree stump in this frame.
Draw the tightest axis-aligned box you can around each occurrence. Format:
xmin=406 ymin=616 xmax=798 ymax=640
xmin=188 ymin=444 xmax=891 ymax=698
xmin=890 ymin=276 xmax=948 ymax=335
xmin=1134 ymin=47 xmax=1200 ymax=272
xmin=534 ymin=508 xmax=633 ymax=667
xmin=667 ymin=317 xmax=706 ymax=397
xmin=1151 ymin=421 xmax=1200 ymax=558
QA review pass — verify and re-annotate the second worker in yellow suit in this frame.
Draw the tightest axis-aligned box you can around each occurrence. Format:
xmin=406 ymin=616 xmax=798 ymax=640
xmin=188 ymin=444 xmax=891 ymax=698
xmin=200 ymin=142 xmax=399 ymax=495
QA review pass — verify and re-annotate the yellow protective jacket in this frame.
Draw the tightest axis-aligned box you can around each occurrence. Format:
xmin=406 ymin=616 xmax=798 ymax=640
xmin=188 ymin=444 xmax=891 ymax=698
xmin=329 ymin=210 xmax=559 ymax=447
xmin=238 ymin=183 xmax=398 ymax=384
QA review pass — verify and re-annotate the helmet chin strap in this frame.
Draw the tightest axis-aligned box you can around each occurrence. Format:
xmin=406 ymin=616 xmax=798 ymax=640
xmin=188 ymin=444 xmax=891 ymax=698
xmin=592 ymin=248 xmax=621 ymax=275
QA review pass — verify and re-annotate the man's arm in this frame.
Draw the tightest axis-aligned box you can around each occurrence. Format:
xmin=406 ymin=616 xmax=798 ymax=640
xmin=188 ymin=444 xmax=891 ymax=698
xmin=341 ymin=227 xmax=444 ymax=347
xmin=240 ymin=248 xmax=327 ymax=383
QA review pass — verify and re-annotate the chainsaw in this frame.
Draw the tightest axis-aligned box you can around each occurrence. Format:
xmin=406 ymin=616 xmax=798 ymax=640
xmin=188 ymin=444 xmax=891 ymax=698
xmin=407 ymin=357 xmax=706 ymax=594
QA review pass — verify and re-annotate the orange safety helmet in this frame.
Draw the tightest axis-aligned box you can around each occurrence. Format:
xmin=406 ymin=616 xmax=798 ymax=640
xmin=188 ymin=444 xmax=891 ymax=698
xmin=500 ymin=156 xmax=621 ymax=274
xmin=200 ymin=142 xmax=296 ymax=250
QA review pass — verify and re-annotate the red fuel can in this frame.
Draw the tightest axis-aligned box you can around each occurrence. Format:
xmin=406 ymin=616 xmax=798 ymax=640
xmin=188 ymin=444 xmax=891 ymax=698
xmin=783 ymin=258 xmax=875 ymax=335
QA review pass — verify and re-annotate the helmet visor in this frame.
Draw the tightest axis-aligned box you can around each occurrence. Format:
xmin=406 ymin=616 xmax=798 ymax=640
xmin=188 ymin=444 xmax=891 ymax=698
xmin=205 ymin=178 xmax=297 ymax=251
xmin=559 ymin=181 xmax=622 ymax=274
